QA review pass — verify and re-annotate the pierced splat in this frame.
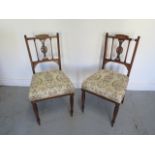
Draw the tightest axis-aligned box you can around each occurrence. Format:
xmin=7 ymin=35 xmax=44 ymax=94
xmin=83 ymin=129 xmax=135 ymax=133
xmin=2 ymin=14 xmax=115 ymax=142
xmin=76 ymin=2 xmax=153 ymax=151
xmin=115 ymin=40 xmax=123 ymax=61
xmin=35 ymin=34 xmax=49 ymax=60
xmin=115 ymin=34 xmax=129 ymax=61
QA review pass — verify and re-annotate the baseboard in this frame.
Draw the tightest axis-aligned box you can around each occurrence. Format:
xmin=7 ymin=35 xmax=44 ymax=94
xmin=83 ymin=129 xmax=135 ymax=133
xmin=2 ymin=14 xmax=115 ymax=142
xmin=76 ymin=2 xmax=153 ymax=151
xmin=0 ymin=77 xmax=155 ymax=91
xmin=127 ymin=82 xmax=155 ymax=91
xmin=0 ymin=78 xmax=31 ymax=86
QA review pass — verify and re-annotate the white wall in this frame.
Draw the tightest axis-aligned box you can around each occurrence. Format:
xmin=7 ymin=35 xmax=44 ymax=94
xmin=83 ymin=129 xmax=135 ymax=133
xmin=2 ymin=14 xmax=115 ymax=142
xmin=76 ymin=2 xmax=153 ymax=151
xmin=0 ymin=19 xmax=155 ymax=90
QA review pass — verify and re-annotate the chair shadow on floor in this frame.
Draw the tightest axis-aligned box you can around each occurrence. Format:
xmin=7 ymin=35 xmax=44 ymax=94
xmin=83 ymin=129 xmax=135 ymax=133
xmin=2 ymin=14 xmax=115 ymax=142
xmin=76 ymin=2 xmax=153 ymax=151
xmin=76 ymin=89 xmax=113 ymax=123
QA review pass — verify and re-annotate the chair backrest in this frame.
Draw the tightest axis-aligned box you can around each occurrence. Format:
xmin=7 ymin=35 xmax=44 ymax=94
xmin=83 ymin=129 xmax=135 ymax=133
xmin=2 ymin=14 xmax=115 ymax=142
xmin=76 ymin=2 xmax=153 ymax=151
xmin=24 ymin=33 xmax=61 ymax=74
xmin=102 ymin=33 xmax=140 ymax=77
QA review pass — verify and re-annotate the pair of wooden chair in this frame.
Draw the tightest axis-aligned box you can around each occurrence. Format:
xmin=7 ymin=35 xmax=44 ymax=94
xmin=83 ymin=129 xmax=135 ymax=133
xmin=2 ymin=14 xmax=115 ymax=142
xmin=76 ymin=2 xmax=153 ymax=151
xmin=24 ymin=32 xmax=140 ymax=126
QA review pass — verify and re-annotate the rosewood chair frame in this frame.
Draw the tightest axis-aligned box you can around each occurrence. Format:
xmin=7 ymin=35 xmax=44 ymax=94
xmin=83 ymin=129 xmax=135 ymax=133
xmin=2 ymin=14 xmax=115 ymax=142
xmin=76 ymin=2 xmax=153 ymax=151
xmin=24 ymin=33 xmax=74 ymax=125
xmin=81 ymin=32 xmax=140 ymax=126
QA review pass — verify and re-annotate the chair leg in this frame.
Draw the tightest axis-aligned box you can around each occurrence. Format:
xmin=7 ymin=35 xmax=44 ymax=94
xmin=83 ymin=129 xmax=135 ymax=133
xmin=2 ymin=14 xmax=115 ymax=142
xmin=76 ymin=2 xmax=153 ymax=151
xmin=70 ymin=94 xmax=74 ymax=116
xmin=31 ymin=102 xmax=40 ymax=125
xmin=111 ymin=104 xmax=120 ymax=127
xmin=81 ymin=90 xmax=85 ymax=112
xmin=121 ymin=96 xmax=125 ymax=104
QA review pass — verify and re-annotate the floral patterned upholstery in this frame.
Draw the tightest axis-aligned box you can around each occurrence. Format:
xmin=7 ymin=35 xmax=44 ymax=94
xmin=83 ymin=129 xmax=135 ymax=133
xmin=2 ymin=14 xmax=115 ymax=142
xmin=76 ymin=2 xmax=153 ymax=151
xmin=82 ymin=69 xmax=129 ymax=104
xmin=29 ymin=70 xmax=74 ymax=101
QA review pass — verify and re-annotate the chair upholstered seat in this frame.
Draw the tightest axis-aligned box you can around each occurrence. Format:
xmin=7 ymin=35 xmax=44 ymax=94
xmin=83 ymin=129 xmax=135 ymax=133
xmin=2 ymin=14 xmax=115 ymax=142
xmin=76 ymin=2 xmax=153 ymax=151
xmin=82 ymin=69 xmax=129 ymax=104
xmin=29 ymin=70 xmax=74 ymax=101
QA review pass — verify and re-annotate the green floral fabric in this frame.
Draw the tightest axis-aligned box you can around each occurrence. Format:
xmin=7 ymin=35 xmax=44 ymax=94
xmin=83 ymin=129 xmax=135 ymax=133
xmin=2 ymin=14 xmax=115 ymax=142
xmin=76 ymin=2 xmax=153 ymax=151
xmin=29 ymin=70 xmax=74 ymax=101
xmin=82 ymin=69 xmax=129 ymax=104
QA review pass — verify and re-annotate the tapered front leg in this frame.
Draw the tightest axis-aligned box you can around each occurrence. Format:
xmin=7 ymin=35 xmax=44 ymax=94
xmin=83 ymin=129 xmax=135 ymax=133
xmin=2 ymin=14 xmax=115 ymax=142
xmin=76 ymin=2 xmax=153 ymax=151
xmin=31 ymin=102 xmax=40 ymax=125
xmin=81 ymin=90 xmax=85 ymax=112
xmin=111 ymin=104 xmax=120 ymax=127
xmin=70 ymin=94 xmax=74 ymax=116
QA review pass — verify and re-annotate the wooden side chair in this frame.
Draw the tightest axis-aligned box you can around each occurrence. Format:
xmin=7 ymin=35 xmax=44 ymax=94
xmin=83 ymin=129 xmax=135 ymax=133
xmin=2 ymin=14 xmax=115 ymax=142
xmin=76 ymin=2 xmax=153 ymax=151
xmin=81 ymin=32 xmax=140 ymax=126
xmin=24 ymin=33 xmax=74 ymax=125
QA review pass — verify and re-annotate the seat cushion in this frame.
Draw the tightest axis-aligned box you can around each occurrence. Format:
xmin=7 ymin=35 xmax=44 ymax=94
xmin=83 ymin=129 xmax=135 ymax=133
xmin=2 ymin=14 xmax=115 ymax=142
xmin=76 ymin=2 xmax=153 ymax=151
xmin=29 ymin=70 xmax=74 ymax=101
xmin=82 ymin=69 xmax=129 ymax=104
